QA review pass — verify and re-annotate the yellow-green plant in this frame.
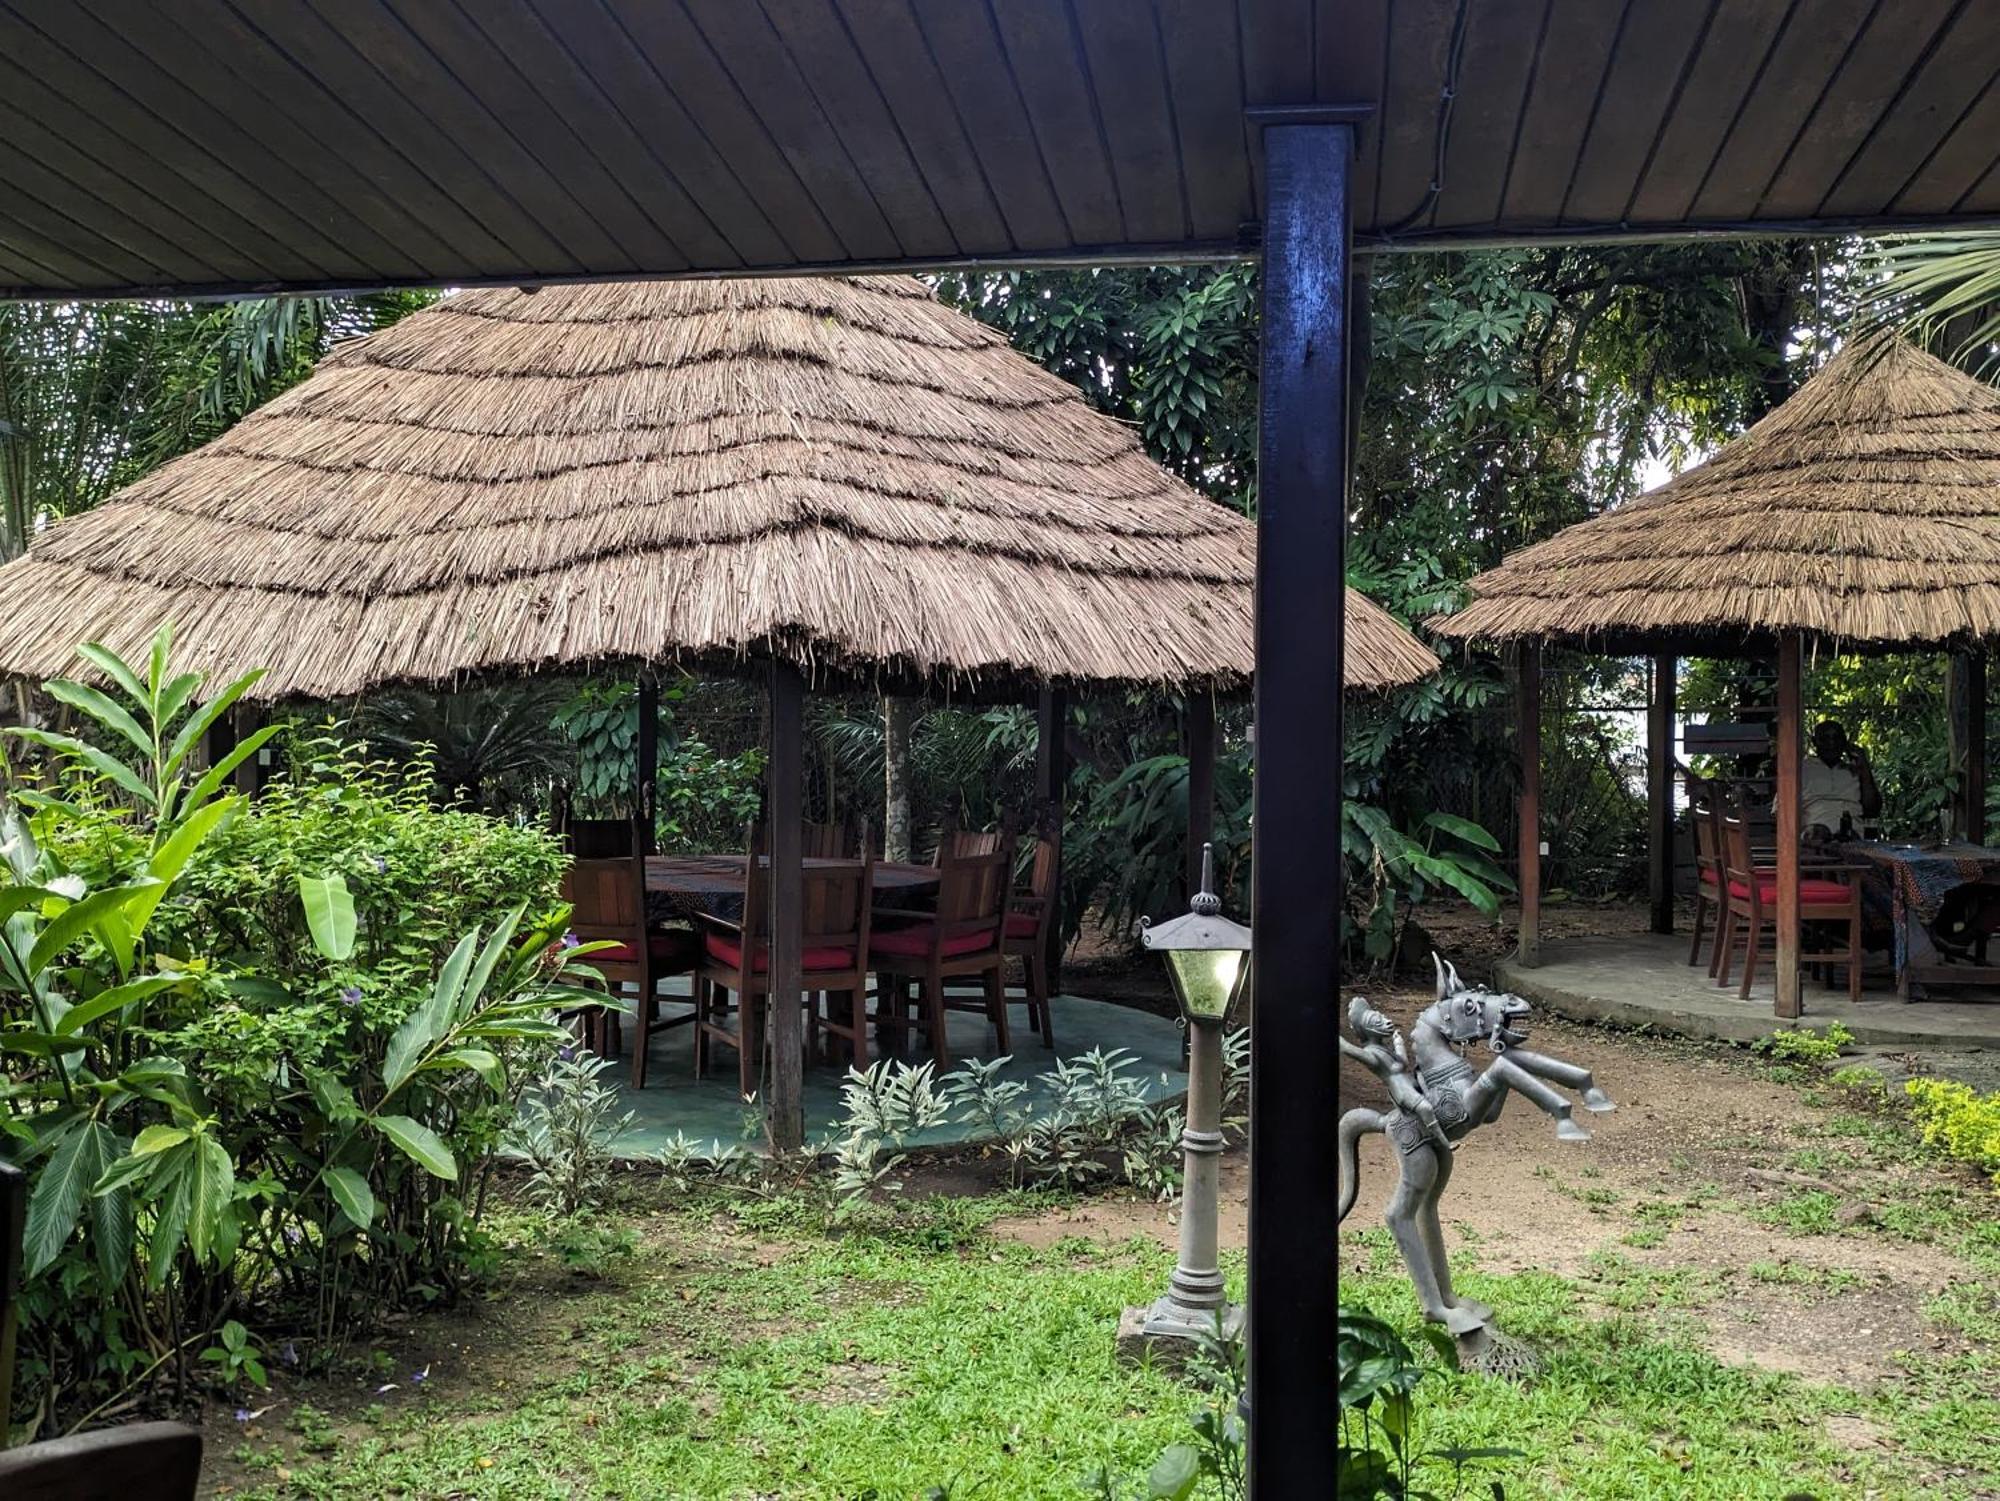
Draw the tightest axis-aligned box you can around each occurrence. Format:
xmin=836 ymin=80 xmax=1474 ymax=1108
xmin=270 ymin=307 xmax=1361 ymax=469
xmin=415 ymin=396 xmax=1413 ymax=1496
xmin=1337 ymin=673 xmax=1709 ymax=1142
xmin=1905 ymin=1077 xmax=2000 ymax=1188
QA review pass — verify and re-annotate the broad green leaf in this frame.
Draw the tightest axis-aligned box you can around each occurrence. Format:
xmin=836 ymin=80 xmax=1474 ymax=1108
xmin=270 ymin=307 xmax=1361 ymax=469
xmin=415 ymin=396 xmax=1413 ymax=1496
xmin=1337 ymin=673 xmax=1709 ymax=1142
xmin=24 ymin=1118 xmax=115 ymax=1275
xmin=164 ymin=668 xmax=266 ymax=774
xmin=7 ymin=728 xmax=153 ymax=807
xmin=372 ymin=1114 xmax=458 ymax=1180
xmin=185 ymin=723 xmax=280 ymax=811
xmin=43 ymin=679 xmax=152 ymax=759
xmin=146 ymin=625 xmax=172 ymax=701
xmin=74 ymin=640 xmax=149 ymax=703
xmin=132 ymin=1124 xmax=191 ymax=1156
xmin=54 ymin=974 xmax=184 ymax=1036
xmin=437 ymin=1047 xmax=504 ymax=1093
xmin=325 ymin=1165 xmax=375 ymax=1227
xmin=299 ymin=874 xmax=357 ymax=961
xmin=90 ymin=1175 xmax=134 ymax=1286
xmin=380 ymin=1012 xmax=429 ymax=1098
xmin=185 ymin=1133 xmax=235 ymax=1263
xmin=128 ymin=795 xmax=237 ymax=934
xmin=1145 ymin=1444 xmax=1200 ymax=1500
xmin=459 ymin=906 xmax=525 ymax=1024
xmin=1422 ymin=810 xmax=1502 ymax=852
xmin=27 ymin=882 xmax=160 ymax=984
xmin=146 ymin=1149 xmax=191 ymax=1287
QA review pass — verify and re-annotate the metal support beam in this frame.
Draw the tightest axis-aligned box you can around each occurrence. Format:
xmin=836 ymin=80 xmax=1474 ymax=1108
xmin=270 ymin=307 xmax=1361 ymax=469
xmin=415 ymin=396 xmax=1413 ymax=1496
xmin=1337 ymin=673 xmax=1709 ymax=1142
xmin=1774 ymin=635 xmax=1802 ymax=1019
xmin=1035 ymin=687 xmax=1068 ymax=997
xmin=1248 ymin=115 xmax=1352 ymax=1495
xmin=766 ymin=661 xmax=806 ymax=1152
xmin=1184 ymin=691 xmax=1216 ymax=906
xmin=1516 ymin=644 xmax=1542 ymax=967
xmin=637 ymin=676 xmax=659 ymax=854
xmin=1648 ymin=654 xmax=1677 ymax=935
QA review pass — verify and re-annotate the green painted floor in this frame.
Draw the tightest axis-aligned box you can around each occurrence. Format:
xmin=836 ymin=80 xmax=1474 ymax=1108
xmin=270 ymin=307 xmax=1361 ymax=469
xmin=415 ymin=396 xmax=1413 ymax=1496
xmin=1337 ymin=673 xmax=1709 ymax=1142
xmin=604 ymin=987 xmax=1188 ymax=1157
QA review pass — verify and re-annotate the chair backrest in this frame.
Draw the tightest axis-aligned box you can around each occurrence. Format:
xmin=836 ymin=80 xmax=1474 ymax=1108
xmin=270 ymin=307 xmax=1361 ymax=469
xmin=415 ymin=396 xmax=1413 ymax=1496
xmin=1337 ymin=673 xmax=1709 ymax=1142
xmin=938 ymin=817 xmax=1010 ymax=863
xmin=933 ymin=839 xmax=1014 ymax=952
xmin=801 ymin=818 xmax=851 ymax=859
xmin=1021 ymin=833 xmax=1058 ymax=900
xmin=561 ymin=848 xmax=648 ymax=967
xmin=0 ymin=1422 xmax=203 ymax=1500
xmin=564 ymin=816 xmax=639 ymax=860
xmin=1721 ymin=811 xmax=1760 ymax=910
xmin=1687 ymin=774 xmax=1721 ymax=869
xmin=801 ymin=857 xmax=875 ymax=957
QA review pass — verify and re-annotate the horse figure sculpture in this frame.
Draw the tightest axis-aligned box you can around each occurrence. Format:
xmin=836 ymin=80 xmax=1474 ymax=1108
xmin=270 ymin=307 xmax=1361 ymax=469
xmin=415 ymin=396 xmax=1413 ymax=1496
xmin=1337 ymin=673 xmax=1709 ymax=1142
xmin=1338 ymin=957 xmax=1614 ymax=1343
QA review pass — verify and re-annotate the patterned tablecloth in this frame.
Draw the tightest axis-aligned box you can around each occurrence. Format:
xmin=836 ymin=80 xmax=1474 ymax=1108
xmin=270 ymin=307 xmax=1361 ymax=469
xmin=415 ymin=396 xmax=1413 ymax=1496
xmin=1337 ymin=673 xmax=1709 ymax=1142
xmin=644 ymin=855 xmax=939 ymax=927
xmin=1834 ymin=840 xmax=2000 ymax=982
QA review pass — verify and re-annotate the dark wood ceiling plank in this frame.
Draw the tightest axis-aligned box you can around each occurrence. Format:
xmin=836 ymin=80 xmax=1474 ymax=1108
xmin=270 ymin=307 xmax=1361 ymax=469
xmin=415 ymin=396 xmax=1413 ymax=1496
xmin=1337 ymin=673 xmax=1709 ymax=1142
xmin=832 ymin=0 xmax=1014 ymax=253
xmin=305 ymin=0 xmax=632 ymax=272
xmin=19 ymin=1 xmax=423 ymax=281
xmin=985 ymin=0 xmax=1125 ymax=245
xmin=1372 ymin=0 xmax=1467 ymax=229
xmin=1070 ymin=0 xmax=1191 ymax=244
xmin=1690 ymin=0 xmax=1877 ymax=221
xmin=611 ymin=2 xmax=848 ymax=265
xmin=517 ymin=0 xmax=787 ymax=266
xmin=379 ymin=0 xmax=677 ymax=271
xmin=754 ymin=0 xmax=957 ymax=258
xmin=1561 ymin=0 xmax=1713 ymax=225
xmin=230 ymin=0 xmax=575 ymax=276
xmin=1892 ymin=72 xmax=2000 ymax=214
xmin=1159 ymin=0 xmax=1255 ymax=240
xmin=1759 ymin=0 xmax=1957 ymax=218
xmin=1498 ymin=0 xmax=1627 ymax=226
xmin=0 ymin=98 xmax=246 ymax=283
xmin=1949 ymin=146 xmax=2000 ymax=217
xmin=0 ymin=9 xmax=341 ymax=281
xmin=1238 ymin=0 xmax=1313 ymax=104
xmin=680 ymin=0 xmax=903 ymax=261
xmin=902 ymin=0 xmax=1071 ymax=250
xmin=124 ymin=0 xmax=478 ymax=280
xmin=464 ymin=0 xmax=748 ymax=268
xmin=1425 ymin=0 xmax=1546 ymax=230
xmin=1821 ymin=0 xmax=1994 ymax=217
xmin=1626 ymin=0 xmax=1797 ymax=224
xmin=0 ymin=179 xmax=146 ymax=288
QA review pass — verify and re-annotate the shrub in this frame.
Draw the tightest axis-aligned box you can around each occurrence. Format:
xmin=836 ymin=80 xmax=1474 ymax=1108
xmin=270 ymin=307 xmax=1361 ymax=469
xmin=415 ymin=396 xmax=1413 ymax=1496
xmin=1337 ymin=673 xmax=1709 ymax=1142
xmin=1 ymin=632 xmax=593 ymax=1433
xmin=1758 ymin=1021 xmax=1854 ymax=1065
xmin=506 ymin=1049 xmax=636 ymax=1216
xmin=1905 ymin=1077 xmax=2000 ymax=1187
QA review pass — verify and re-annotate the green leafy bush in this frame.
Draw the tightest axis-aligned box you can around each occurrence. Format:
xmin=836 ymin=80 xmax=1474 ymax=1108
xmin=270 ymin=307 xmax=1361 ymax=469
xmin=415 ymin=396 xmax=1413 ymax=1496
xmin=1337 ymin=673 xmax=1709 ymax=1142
xmin=1 ymin=632 xmax=592 ymax=1434
xmin=1757 ymin=1022 xmax=1854 ymax=1065
xmin=1905 ymin=1077 xmax=2000 ymax=1187
xmin=1338 ymin=1304 xmax=1521 ymax=1498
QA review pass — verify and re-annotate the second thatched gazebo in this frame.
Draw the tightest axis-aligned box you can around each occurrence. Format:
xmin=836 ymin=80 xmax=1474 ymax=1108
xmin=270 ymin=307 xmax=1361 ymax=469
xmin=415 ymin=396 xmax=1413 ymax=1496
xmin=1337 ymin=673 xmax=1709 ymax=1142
xmin=0 ymin=274 xmax=1435 ymax=1142
xmin=1434 ymin=333 xmax=2000 ymax=1019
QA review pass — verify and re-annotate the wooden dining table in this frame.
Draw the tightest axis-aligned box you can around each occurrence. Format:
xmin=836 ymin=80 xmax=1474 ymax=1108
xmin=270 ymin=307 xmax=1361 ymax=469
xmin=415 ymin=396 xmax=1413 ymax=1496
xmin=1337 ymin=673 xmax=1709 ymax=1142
xmin=644 ymin=854 xmax=941 ymax=927
xmin=1832 ymin=839 xmax=2000 ymax=1001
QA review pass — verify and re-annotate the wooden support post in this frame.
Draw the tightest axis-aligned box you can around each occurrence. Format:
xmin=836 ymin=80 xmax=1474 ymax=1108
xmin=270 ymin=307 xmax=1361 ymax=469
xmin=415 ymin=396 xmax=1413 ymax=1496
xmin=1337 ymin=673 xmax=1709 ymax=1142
xmin=1774 ymin=634 xmax=1803 ymax=1019
xmin=203 ymin=705 xmax=238 ymax=781
xmin=1966 ymin=654 xmax=1988 ymax=844
xmin=1516 ymin=643 xmax=1542 ymax=967
xmin=231 ymin=704 xmax=262 ymax=797
xmin=1248 ymin=111 xmax=1355 ymax=1493
xmin=1648 ymin=654 xmax=1677 ymax=935
xmin=765 ymin=661 xmax=805 ymax=1152
xmin=636 ymin=676 xmax=659 ymax=854
xmin=1035 ymin=687 xmax=1067 ymax=997
xmin=1184 ymin=690 xmax=1215 ymax=905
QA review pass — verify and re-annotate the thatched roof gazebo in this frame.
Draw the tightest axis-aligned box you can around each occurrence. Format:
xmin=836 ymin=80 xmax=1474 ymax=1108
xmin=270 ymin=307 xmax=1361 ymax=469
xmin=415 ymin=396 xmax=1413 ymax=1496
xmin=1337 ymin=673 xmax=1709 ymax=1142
xmin=0 ymin=276 xmax=1434 ymax=699
xmin=0 ymin=274 xmax=1434 ymax=1146
xmin=1432 ymin=334 xmax=2000 ymax=1019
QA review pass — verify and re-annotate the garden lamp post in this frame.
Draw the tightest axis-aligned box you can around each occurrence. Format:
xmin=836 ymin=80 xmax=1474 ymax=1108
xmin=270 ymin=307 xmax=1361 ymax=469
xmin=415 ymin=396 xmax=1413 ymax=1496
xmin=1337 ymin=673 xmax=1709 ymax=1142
xmin=1121 ymin=842 xmax=1250 ymax=1357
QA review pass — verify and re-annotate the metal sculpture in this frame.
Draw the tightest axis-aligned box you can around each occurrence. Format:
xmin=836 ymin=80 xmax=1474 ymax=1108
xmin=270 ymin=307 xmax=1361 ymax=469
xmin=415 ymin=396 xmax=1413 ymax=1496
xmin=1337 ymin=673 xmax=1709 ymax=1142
xmin=1338 ymin=957 xmax=1614 ymax=1342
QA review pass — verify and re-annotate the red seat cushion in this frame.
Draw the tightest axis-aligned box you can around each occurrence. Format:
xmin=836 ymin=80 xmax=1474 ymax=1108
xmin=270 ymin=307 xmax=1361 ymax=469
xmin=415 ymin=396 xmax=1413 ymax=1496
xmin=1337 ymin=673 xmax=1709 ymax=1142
xmin=1004 ymin=912 xmax=1040 ymax=940
xmin=702 ymin=933 xmax=857 ymax=973
xmin=593 ymin=934 xmax=693 ymax=965
xmin=869 ymin=923 xmax=996 ymax=959
xmin=1728 ymin=878 xmax=1852 ymax=905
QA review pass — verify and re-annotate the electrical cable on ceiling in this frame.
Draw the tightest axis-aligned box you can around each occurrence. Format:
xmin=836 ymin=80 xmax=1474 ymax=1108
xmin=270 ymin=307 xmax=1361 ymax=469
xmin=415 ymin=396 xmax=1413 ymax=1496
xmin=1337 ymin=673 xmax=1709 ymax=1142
xmin=1380 ymin=0 xmax=1474 ymax=239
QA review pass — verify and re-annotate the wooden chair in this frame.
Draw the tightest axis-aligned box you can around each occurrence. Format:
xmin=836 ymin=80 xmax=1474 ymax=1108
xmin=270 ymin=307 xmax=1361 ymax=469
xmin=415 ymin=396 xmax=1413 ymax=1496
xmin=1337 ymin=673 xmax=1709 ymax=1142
xmin=1714 ymin=808 xmax=1863 ymax=1002
xmin=695 ymin=830 xmax=876 ymax=1096
xmin=802 ymin=818 xmax=851 ymax=859
xmin=0 ymin=1164 xmax=204 ymax=1498
xmin=934 ymin=818 xmax=1008 ymax=863
xmin=1685 ymin=773 xmax=1726 ymax=974
xmin=870 ymin=838 xmax=1014 ymax=1070
xmin=560 ymin=826 xmax=696 ymax=1087
xmin=1003 ymin=832 xmax=1059 ymax=1046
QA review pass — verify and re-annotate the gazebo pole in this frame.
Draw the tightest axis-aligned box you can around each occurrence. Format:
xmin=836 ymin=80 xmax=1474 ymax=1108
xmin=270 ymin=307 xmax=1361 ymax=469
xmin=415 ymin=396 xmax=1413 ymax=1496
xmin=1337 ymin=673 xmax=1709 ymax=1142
xmin=766 ymin=660 xmax=806 ymax=1152
xmin=636 ymin=675 xmax=659 ymax=854
xmin=1774 ymin=634 xmax=1803 ymax=1019
xmin=1184 ymin=689 xmax=1215 ymax=905
xmin=1516 ymin=643 xmax=1542 ymax=967
xmin=1034 ymin=687 xmax=1067 ymax=997
xmin=1247 ymin=108 xmax=1357 ymax=1494
xmin=1648 ymin=654 xmax=1677 ymax=935
xmin=1970 ymin=654 xmax=1989 ymax=844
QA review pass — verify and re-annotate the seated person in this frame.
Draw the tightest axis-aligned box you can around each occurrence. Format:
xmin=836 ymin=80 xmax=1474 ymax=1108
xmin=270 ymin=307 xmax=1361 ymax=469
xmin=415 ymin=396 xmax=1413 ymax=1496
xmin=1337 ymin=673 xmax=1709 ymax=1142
xmin=1784 ymin=719 xmax=1881 ymax=839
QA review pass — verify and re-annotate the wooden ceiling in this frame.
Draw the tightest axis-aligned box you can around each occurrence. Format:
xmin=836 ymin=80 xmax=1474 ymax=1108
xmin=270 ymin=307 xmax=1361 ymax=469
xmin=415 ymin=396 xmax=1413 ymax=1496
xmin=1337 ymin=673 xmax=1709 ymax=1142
xmin=2 ymin=0 xmax=1997 ymax=299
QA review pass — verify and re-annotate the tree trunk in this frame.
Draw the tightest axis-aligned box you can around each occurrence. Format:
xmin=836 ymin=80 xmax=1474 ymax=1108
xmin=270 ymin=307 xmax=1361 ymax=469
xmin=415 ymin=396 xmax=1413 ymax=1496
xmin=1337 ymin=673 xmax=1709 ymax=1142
xmin=882 ymin=696 xmax=915 ymax=862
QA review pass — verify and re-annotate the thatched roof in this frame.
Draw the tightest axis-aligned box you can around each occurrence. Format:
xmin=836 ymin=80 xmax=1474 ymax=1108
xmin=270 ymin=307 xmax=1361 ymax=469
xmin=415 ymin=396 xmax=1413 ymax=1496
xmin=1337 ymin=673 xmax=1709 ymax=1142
xmin=0 ymin=276 xmax=1434 ymax=700
xmin=1434 ymin=334 xmax=2000 ymax=652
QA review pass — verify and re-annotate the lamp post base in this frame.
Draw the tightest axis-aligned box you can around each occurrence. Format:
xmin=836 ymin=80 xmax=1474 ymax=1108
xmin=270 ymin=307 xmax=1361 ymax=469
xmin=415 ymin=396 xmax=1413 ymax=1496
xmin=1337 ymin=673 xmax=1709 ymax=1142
xmin=1116 ymin=1298 xmax=1246 ymax=1370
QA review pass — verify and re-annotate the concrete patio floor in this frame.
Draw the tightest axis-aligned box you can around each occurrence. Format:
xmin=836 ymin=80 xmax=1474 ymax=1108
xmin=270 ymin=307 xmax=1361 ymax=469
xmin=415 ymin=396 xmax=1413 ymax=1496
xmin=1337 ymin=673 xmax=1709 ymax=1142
xmin=1498 ymin=932 xmax=2000 ymax=1049
xmin=599 ymin=987 xmax=1189 ymax=1158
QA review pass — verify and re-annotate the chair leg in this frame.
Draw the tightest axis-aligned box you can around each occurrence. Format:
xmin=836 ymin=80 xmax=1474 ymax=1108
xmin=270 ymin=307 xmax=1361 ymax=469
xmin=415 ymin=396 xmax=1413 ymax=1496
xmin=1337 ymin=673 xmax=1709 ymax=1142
xmin=1687 ymin=896 xmax=1708 ymax=966
xmin=693 ymin=978 xmax=710 ymax=1080
xmin=923 ymin=966 xmax=951 ymax=1071
xmin=1738 ymin=920 xmax=1761 ymax=1001
xmin=1027 ymin=946 xmax=1053 ymax=1046
xmin=1714 ymin=909 xmax=1735 ymax=986
xmin=847 ymin=987 xmax=868 ymax=1075
xmin=739 ymin=991 xmax=760 ymax=1103
xmin=631 ymin=979 xmax=653 ymax=1090
xmin=1849 ymin=911 xmax=1863 ymax=1002
xmin=984 ymin=964 xmax=1010 ymax=1053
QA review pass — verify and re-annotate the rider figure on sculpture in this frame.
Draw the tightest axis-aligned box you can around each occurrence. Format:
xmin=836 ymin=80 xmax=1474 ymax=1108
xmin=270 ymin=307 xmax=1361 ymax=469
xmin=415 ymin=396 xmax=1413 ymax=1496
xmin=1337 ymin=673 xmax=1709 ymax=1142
xmin=1339 ymin=957 xmax=1615 ymax=1358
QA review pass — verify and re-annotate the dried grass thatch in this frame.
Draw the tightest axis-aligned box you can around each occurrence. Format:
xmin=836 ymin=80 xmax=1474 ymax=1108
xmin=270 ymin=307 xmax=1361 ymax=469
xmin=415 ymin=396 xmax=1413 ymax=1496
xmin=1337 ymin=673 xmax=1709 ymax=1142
xmin=1434 ymin=334 xmax=2000 ymax=651
xmin=0 ymin=276 xmax=1434 ymax=700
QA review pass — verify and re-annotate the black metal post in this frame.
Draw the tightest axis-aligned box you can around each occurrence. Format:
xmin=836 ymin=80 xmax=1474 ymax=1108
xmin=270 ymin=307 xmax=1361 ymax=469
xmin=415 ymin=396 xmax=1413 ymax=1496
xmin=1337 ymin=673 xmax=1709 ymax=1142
xmin=1249 ymin=112 xmax=1355 ymax=1493
xmin=637 ymin=676 xmax=659 ymax=854
xmin=766 ymin=661 xmax=806 ymax=1152
xmin=1035 ymin=687 xmax=1068 ymax=997
xmin=1648 ymin=654 xmax=1677 ymax=934
xmin=1184 ymin=691 xmax=1215 ymax=907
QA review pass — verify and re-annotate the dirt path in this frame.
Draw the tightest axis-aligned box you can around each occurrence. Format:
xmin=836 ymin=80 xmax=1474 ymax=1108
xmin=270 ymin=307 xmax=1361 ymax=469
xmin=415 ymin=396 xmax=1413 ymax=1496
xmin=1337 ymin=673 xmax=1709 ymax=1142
xmin=992 ymin=1000 xmax=1991 ymax=1393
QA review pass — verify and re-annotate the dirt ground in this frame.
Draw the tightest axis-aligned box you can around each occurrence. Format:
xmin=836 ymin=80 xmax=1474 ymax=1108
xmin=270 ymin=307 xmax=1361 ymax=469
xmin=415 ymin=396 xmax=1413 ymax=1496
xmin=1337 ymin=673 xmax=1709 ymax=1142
xmin=992 ymin=1000 xmax=1988 ymax=1395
